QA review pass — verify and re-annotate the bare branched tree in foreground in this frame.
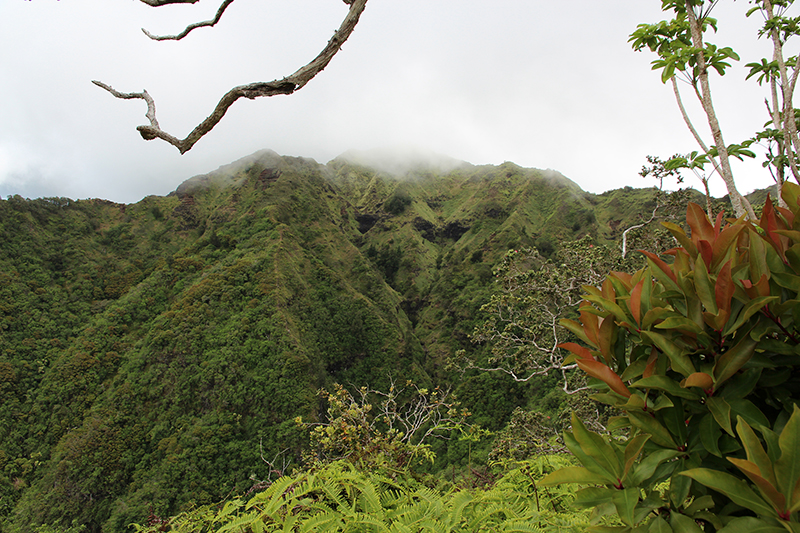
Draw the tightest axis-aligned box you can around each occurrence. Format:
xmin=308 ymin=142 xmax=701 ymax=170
xmin=93 ymin=0 xmax=368 ymax=153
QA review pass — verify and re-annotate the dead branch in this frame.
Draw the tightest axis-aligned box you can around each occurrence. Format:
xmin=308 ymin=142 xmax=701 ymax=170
xmin=142 ymin=0 xmax=235 ymax=41
xmin=94 ymin=0 xmax=368 ymax=154
xmin=139 ymin=0 xmax=199 ymax=6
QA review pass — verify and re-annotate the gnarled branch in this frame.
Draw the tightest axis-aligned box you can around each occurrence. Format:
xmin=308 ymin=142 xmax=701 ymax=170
xmin=94 ymin=0 xmax=368 ymax=154
xmin=142 ymin=0 xmax=235 ymax=41
xmin=138 ymin=0 xmax=199 ymax=6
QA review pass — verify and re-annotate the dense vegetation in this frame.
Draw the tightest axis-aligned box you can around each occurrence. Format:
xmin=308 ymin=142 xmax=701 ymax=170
xmin=0 ymin=149 xmax=692 ymax=532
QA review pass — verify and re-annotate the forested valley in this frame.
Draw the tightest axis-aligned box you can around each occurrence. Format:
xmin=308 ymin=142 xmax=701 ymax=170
xmin=0 ymin=148 xmax=725 ymax=532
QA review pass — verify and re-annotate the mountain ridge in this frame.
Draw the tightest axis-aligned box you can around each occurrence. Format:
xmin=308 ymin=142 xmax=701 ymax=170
xmin=0 ymin=148 xmax=704 ymax=532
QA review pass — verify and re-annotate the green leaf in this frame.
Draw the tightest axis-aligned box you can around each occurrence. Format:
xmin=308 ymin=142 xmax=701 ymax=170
xmin=655 ymin=316 xmax=704 ymax=335
xmin=539 ymin=466 xmax=614 ymax=486
xmin=736 ymin=416 xmax=777 ymax=488
xmin=669 ymin=461 xmax=692 ymax=509
xmin=571 ymin=412 xmax=623 ymax=480
xmin=713 ymin=334 xmax=758 ymax=389
xmin=629 ymin=449 xmax=682 ymax=486
xmin=669 ymin=511 xmax=704 ymax=533
xmin=640 ymin=331 xmax=696 ymax=378
xmin=628 ymin=410 xmax=677 ymax=449
xmin=707 ymin=397 xmax=734 ymax=436
xmin=700 ymin=414 xmax=723 ymax=457
xmin=716 ymin=517 xmax=786 ymax=533
xmin=623 ymin=434 xmax=651 ymax=481
xmin=722 ymin=296 xmax=778 ymax=336
xmin=775 ymin=405 xmax=800 ymax=505
xmin=631 ymin=375 xmax=700 ymax=400
xmin=694 ymin=258 xmax=718 ymax=314
xmin=648 ymin=516 xmax=673 ymax=533
xmin=572 ymin=487 xmax=618 ymax=509
xmin=680 ymin=468 xmax=778 ymax=517
xmin=612 ymin=488 xmax=641 ymax=527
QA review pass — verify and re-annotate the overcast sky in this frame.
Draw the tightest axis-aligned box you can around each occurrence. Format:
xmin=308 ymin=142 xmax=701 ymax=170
xmin=0 ymin=1 xmax=791 ymax=204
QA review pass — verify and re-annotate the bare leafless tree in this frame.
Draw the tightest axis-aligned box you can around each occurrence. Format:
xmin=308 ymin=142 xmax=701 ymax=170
xmin=94 ymin=0 xmax=368 ymax=153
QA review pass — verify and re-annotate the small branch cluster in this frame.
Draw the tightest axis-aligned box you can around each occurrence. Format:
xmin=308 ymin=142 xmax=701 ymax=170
xmin=459 ymin=238 xmax=623 ymax=393
xmin=298 ymin=381 xmax=473 ymax=466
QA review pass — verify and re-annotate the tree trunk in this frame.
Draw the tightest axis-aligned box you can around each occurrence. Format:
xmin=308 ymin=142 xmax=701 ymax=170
xmin=685 ymin=0 xmax=756 ymax=219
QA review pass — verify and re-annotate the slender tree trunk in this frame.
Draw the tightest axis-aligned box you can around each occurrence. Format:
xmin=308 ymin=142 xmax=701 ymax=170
xmin=764 ymin=0 xmax=800 ymax=186
xmin=685 ymin=1 xmax=756 ymax=219
xmin=672 ymin=77 xmax=719 ymax=213
xmin=768 ymin=77 xmax=788 ymax=206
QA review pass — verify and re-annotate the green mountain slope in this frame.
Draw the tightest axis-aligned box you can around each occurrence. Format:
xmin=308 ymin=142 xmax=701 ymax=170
xmin=0 ymin=149 xmax=666 ymax=532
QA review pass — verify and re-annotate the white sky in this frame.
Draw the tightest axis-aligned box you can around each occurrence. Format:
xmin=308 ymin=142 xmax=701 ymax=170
xmin=0 ymin=0 xmax=790 ymax=204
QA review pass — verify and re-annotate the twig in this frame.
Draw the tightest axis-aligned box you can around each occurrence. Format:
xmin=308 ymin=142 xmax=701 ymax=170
xmin=142 ymin=0 xmax=236 ymax=41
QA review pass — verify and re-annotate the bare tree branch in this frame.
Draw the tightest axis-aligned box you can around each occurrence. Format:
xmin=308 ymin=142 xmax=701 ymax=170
xmin=142 ymin=0 xmax=235 ymax=41
xmin=94 ymin=0 xmax=368 ymax=154
xmin=138 ymin=0 xmax=200 ymax=6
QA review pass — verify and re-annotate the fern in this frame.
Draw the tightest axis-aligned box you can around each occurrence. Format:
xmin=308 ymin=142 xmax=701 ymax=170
xmin=131 ymin=458 xmax=587 ymax=533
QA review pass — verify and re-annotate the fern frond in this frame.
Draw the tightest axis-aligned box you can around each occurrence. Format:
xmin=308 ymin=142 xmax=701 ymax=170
xmin=297 ymin=510 xmax=344 ymax=533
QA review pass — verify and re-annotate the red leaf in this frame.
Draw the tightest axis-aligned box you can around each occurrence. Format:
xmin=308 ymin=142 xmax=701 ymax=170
xmin=687 ymin=202 xmax=715 ymax=246
xmin=576 ymin=359 xmax=631 ymax=398
xmin=559 ymin=342 xmax=595 ymax=361
xmin=643 ymin=348 xmax=658 ymax=379
xmin=580 ymin=309 xmax=600 ymax=346
xmin=713 ymin=211 xmax=724 ymax=237
xmin=682 ymin=372 xmax=713 ymax=390
xmin=629 ymin=279 xmax=644 ymax=327
xmin=640 ymin=250 xmax=678 ymax=285
xmin=715 ymin=261 xmax=735 ymax=314
xmin=698 ymin=239 xmax=713 ymax=268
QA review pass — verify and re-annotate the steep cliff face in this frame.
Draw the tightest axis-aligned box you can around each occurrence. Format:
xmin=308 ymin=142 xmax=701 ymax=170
xmin=0 ymin=149 xmax=664 ymax=532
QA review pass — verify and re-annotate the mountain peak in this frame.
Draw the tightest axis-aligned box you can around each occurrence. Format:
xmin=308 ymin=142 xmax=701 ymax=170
xmin=332 ymin=146 xmax=469 ymax=177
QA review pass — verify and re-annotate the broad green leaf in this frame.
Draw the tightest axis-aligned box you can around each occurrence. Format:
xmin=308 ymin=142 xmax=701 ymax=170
xmin=771 ymin=271 xmax=800 ymax=292
xmin=775 ymin=405 xmax=800 ymax=505
xmin=612 ymin=488 xmax=641 ymax=527
xmin=648 ymin=516 xmax=673 ymax=533
xmin=694 ymin=258 xmax=717 ymax=314
xmin=750 ymin=236 xmax=770 ymax=283
xmin=736 ymin=416 xmax=777 ymax=487
xmin=571 ymin=412 xmax=623 ymax=479
xmin=669 ymin=461 xmax=691 ymax=509
xmin=717 ymin=517 xmax=786 ymax=533
xmin=722 ymin=296 xmax=777 ymax=337
xmin=700 ymin=414 xmax=722 ymax=457
xmin=729 ymin=399 xmax=771 ymax=429
xmin=632 ymin=375 xmax=701 ymax=400
xmin=640 ymin=331 xmax=696 ymax=377
xmin=628 ymin=410 xmax=677 ymax=449
xmin=727 ymin=457 xmax=785 ymax=512
xmin=623 ymin=434 xmax=650 ymax=481
xmin=572 ymin=487 xmax=617 ymax=508
xmin=713 ymin=334 xmax=758 ymax=389
xmin=669 ymin=511 xmax=704 ymax=533
xmin=707 ymin=397 xmax=734 ymax=436
xmin=683 ymin=495 xmax=715 ymax=514
xmin=712 ymin=224 xmax=746 ymax=270
xmin=629 ymin=449 xmax=681 ymax=486
xmin=655 ymin=316 xmax=704 ymax=335
xmin=561 ymin=318 xmax=594 ymax=346
xmin=680 ymin=468 xmax=778 ymax=517
xmin=539 ymin=466 xmax=613 ymax=487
